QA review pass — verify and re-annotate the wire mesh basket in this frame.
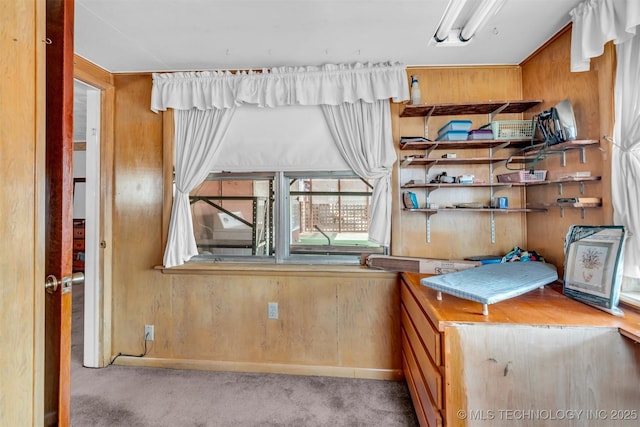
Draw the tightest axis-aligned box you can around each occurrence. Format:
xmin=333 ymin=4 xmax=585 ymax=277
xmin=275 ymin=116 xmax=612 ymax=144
xmin=491 ymin=120 xmax=536 ymax=140
xmin=497 ymin=170 xmax=547 ymax=183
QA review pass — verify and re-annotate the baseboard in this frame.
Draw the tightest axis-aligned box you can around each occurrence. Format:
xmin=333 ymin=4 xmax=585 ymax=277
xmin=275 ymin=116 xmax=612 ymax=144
xmin=113 ymin=356 xmax=405 ymax=381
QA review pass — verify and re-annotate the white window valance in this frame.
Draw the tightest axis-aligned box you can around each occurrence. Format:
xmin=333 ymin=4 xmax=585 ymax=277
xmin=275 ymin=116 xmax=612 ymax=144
xmin=151 ymin=62 xmax=409 ymax=112
xmin=570 ymin=0 xmax=640 ymax=72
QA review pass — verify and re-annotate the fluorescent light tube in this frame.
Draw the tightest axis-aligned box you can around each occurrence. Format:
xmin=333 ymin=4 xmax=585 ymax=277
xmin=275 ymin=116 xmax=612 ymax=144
xmin=459 ymin=0 xmax=505 ymax=42
xmin=434 ymin=0 xmax=468 ymax=43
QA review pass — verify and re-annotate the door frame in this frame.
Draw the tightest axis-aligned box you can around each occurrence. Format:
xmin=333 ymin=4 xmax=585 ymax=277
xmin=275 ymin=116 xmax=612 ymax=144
xmin=73 ymin=56 xmax=115 ymax=367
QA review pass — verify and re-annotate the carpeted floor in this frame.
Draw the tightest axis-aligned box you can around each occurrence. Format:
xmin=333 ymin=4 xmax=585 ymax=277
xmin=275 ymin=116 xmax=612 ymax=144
xmin=70 ymin=284 xmax=419 ymax=427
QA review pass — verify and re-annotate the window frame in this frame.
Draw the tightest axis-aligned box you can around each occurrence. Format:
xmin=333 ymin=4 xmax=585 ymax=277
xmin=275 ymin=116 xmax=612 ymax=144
xmin=188 ymin=170 xmax=384 ymax=265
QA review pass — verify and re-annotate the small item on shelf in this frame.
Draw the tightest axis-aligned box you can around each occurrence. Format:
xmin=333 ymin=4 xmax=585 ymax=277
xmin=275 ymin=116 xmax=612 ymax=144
xmin=497 ymin=170 xmax=547 ymax=183
xmin=455 ymin=202 xmax=484 ymax=208
xmin=403 ymin=191 xmax=419 ymax=209
xmin=559 ymin=171 xmax=592 ymax=179
xmin=467 ymin=129 xmax=494 ymax=140
xmin=438 ymin=120 xmax=473 ymax=136
xmin=400 ymin=136 xmax=431 ymax=144
xmin=465 ymin=255 xmax=503 ymax=264
xmin=489 ymin=197 xmax=509 ymax=208
xmin=436 ymin=130 xmax=469 ymax=141
xmin=457 ymin=174 xmax=474 ymax=184
xmin=557 ymin=197 xmax=601 ymax=205
xmin=433 ymin=172 xmax=455 ymax=183
xmin=441 ymin=153 xmax=457 ymax=158
xmin=491 ymin=120 xmax=536 ymax=140
xmin=410 ymin=75 xmax=421 ymax=105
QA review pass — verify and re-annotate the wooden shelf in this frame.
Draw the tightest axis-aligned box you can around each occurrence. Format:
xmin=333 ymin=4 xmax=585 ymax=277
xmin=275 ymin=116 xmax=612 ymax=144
xmin=398 ymin=98 xmax=551 ymax=244
xmin=528 ymin=202 xmax=602 ymax=209
xmin=510 ymin=139 xmax=601 ymax=165
xmin=401 ymin=176 xmax=601 ymax=190
xmin=401 ymin=182 xmax=513 ymax=189
xmin=399 ymin=100 xmax=542 ymax=118
xmin=403 ymin=207 xmax=546 ymax=213
xmin=400 ymin=139 xmax=538 ymax=151
xmin=525 ymin=176 xmax=602 ymax=186
xmin=402 ymin=156 xmax=511 ymax=167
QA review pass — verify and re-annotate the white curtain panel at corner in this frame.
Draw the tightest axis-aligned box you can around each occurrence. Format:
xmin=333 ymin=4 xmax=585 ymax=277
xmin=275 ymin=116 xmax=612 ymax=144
xmin=151 ymin=62 xmax=409 ymax=267
xmin=164 ymin=107 xmax=236 ymax=267
xmin=570 ymin=0 xmax=640 ymax=279
xmin=322 ymin=100 xmax=396 ymax=246
xmin=613 ymin=37 xmax=640 ymax=279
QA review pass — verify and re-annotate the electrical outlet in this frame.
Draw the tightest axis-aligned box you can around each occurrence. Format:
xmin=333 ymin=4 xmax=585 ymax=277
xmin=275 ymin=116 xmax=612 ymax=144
xmin=144 ymin=324 xmax=154 ymax=341
xmin=268 ymin=302 xmax=278 ymax=319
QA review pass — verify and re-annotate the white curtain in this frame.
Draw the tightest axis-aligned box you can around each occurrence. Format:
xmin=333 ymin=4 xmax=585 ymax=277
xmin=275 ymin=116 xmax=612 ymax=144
xmin=570 ymin=0 xmax=640 ymax=281
xmin=154 ymin=62 xmax=409 ymax=267
xmin=570 ymin=0 xmax=640 ymax=72
xmin=151 ymin=62 xmax=409 ymax=111
xmin=321 ymin=100 xmax=396 ymax=246
xmin=163 ymin=108 xmax=236 ymax=267
xmin=612 ymin=37 xmax=640 ymax=280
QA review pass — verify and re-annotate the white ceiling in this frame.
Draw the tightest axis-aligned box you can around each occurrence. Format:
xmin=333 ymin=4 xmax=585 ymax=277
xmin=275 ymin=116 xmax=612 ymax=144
xmin=73 ymin=0 xmax=584 ymax=141
xmin=74 ymin=0 xmax=584 ymax=73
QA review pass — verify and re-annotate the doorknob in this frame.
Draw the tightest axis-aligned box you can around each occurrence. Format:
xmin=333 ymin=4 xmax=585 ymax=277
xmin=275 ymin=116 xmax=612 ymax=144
xmin=45 ymin=272 xmax=84 ymax=294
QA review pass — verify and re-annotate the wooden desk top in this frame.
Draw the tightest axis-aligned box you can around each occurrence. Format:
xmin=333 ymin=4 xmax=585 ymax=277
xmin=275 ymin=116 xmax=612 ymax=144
xmin=401 ymin=272 xmax=640 ymax=341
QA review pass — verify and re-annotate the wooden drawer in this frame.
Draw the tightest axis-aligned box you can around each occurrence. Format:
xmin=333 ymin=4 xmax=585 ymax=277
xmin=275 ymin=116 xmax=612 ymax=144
xmin=402 ymin=305 xmax=442 ymax=409
xmin=403 ymin=332 xmax=443 ymax=427
xmin=72 ymin=260 xmax=84 ymax=271
xmin=73 ymin=239 xmax=85 ymax=251
xmin=404 ymin=356 xmax=429 ymax=427
xmin=73 ymin=227 xmax=85 ymax=238
xmin=401 ymin=282 xmax=441 ymax=365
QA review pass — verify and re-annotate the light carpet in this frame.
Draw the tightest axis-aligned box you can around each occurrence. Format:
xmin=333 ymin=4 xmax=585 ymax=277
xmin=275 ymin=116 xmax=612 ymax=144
xmin=70 ymin=284 xmax=419 ymax=427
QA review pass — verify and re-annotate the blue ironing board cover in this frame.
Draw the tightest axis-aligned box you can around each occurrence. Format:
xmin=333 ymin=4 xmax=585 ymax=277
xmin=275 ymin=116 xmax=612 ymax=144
xmin=420 ymin=262 xmax=558 ymax=304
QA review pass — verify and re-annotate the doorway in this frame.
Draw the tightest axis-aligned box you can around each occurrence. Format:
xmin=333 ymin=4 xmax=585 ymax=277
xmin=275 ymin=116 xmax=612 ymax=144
xmin=73 ymin=79 xmax=101 ymax=368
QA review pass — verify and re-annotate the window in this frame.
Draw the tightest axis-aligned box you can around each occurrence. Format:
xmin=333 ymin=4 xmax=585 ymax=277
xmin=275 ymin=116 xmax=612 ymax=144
xmin=190 ymin=172 xmax=383 ymax=264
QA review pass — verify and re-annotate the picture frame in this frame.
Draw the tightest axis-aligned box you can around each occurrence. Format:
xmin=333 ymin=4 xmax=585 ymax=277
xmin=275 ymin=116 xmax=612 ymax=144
xmin=563 ymin=225 xmax=626 ymax=316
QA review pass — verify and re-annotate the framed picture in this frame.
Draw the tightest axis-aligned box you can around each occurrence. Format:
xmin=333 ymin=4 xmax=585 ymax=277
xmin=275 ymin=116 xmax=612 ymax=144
xmin=563 ymin=225 xmax=625 ymax=315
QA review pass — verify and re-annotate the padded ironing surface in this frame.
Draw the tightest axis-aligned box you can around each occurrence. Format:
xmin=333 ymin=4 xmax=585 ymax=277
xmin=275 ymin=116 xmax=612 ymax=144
xmin=420 ymin=262 xmax=558 ymax=305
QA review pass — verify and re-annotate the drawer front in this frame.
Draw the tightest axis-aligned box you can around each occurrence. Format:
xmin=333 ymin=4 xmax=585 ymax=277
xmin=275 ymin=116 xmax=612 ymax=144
xmin=403 ymin=332 xmax=443 ymax=427
xmin=402 ymin=306 xmax=443 ymax=409
xmin=403 ymin=357 xmax=429 ymax=427
xmin=73 ymin=239 xmax=85 ymax=251
xmin=73 ymin=227 xmax=85 ymax=238
xmin=401 ymin=283 xmax=441 ymax=365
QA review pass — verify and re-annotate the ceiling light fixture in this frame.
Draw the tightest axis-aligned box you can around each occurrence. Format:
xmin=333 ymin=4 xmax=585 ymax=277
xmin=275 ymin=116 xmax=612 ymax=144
xmin=458 ymin=0 xmax=506 ymax=42
xmin=433 ymin=0 xmax=468 ymax=43
xmin=433 ymin=0 xmax=505 ymax=46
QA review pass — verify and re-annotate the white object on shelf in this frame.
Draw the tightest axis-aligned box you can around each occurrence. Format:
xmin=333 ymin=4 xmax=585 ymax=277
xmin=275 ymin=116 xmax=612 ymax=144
xmin=410 ymin=75 xmax=422 ymax=105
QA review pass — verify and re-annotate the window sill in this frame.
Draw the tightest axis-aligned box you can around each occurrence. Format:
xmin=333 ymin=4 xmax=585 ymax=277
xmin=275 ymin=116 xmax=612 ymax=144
xmin=156 ymin=262 xmax=397 ymax=278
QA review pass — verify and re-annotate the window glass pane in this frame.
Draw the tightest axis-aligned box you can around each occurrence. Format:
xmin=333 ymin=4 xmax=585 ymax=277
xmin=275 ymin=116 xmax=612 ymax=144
xmin=190 ymin=176 xmax=273 ymax=257
xmin=289 ymin=176 xmax=382 ymax=256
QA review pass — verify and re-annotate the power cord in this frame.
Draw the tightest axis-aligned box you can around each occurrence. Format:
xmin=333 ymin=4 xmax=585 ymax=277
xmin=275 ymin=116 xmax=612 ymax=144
xmin=108 ymin=330 xmax=152 ymax=366
xmin=504 ymin=116 xmax=546 ymax=172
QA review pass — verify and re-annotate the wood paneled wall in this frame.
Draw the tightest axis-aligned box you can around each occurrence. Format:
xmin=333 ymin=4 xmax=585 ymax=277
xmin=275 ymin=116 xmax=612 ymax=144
xmin=109 ymin=27 xmax=612 ymax=376
xmin=521 ymin=26 xmax=615 ymax=274
xmin=117 ymin=268 xmax=401 ymax=379
xmin=110 ymin=75 xmax=402 ymax=378
xmin=392 ymin=66 xmax=527 ymax=259
xmin=392 ymin=28 xmax=613 ymax=274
